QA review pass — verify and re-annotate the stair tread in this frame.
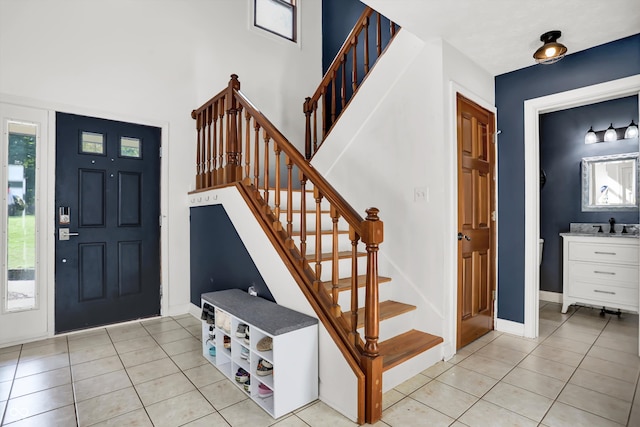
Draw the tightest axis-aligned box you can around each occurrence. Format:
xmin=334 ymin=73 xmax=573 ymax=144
xmin=322 ymin=275 xmax=392 ymax=292
xmin=305 ymin=250 xmax=366 ymax=261
xmin=379 ymin=329 xmax=443 ymax=372
xmin=343 ymin=300 xmax=416 ymax=329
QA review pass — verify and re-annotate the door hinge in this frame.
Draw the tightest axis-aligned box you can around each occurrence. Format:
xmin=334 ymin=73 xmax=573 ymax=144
xmin=492 ymin=290 xmax=496 ymax=300
xmin=159 ymin=215 xmax=162 ymax=227
xmin=491 ymin=211 xmax=496 ymax=221
xmin=159 ymin=146 xmax=162 ymax=158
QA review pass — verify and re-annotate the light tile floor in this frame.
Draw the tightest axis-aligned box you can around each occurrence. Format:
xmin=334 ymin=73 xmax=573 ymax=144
xmin=0 ymin=301 xmax=639 ymax=426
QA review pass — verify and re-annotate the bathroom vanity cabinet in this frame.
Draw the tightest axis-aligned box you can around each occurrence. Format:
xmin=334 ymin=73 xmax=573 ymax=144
xmin=561 ymin=234 xmax=639 ymax=315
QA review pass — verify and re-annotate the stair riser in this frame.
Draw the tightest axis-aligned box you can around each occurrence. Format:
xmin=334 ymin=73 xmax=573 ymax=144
xmin=306 ymin=256 xmax=367 ymax=283
xmin=355 ymin=310 xmax=415 ymax=343
xmin=333 ymin=282 xmax=393 ymax=313
xmin=382 ymin=345 xmax=442 ymax=393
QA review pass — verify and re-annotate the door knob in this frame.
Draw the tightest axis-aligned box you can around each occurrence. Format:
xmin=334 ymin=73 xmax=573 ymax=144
xmin=59 ymin=228 xmax=80 ymax=241
xmin=457 ymin=232 xmax=471 ymax=241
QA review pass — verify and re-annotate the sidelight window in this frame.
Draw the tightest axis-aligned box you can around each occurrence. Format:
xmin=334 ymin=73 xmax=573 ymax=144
xmin=5 ymin=121 xmax=37 ymax=311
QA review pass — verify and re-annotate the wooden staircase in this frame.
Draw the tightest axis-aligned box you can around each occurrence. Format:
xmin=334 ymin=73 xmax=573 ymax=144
xmin=266 ymin=188 xmax=443 ymax=419
xmin=188 ymin=8 xmax=443 ymax=424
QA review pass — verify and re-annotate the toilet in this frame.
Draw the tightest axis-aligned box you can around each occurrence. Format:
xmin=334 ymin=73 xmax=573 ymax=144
xmin=539 ymin=238 xmax=544 ymax=266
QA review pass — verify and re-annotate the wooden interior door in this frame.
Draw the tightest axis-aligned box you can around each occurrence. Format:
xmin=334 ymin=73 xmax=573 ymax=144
xmin=456 ymin=93 xmax=496 ymax=349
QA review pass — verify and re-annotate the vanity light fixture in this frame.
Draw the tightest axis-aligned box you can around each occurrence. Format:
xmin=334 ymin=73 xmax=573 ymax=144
xmin=585 ymin=121 xmax=639 ymax=144
xmin=625 ymin=120 xmax=639 ymax=139
xmin=533 ymin=30 xmax=567 ymax=64
xmin=604 ymin=123 xmax=618 ymax=142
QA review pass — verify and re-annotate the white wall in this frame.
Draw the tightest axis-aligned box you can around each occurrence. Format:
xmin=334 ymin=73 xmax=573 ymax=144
xmin=0 ymin=0 xmax=321 ymax=319
xmin=311 ymin=30 xmax=494 ymax=357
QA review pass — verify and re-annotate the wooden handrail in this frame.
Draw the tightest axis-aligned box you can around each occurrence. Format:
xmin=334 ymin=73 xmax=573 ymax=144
xmin=303 ymin=7 xmax=398 ymax=159
xmin=191 ymin=75 xmax=384 ymax=423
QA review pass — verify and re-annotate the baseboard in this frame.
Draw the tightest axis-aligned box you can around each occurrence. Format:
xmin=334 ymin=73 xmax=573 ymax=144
xmin=495 ymin=318 xmax=525 ymax=337
xmin=539 ymin=290 xmax=562 ymax=303
xmin=189 ymin=302 xmax=202 ymax=318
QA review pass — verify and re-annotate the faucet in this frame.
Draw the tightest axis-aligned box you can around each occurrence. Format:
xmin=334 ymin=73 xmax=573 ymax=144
xmin=609 ymin=217 xmax=616 ymax=233
xmin=592 ymin=225 xmax=603 ymax=233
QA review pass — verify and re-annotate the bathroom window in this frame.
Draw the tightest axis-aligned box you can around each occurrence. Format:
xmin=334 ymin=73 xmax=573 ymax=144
xmin=254 ymin=0 xmax=296 ymax=42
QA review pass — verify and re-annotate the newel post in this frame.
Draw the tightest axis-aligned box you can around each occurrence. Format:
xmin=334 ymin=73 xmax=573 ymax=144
xmin=225 ymin=74 xmax=242 ymax=183
xmin=303 ymin=97 xmax=312 ymax=160
xmin=360 ymin=207 xmax=383 ymax=424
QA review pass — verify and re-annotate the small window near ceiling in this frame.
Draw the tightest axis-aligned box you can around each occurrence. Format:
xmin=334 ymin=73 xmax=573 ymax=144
xmin=254 ymin=0 xmax=296 ymax=42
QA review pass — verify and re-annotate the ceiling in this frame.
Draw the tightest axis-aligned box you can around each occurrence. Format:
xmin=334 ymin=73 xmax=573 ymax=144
xmin=365 ymin=0 xmax=640 ymax=76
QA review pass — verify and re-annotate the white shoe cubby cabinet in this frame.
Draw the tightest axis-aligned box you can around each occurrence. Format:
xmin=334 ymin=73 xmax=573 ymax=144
xmin=201 ymin=289 xmax=318 ymax=418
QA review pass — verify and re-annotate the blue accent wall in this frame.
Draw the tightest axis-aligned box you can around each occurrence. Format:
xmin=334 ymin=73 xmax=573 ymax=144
xmin=322 ymin=0 xmax=366 ymax=73
xmin=495 ymin=33 xmax=640 ymax=323
xmin=190 ymin=205 xmax=274 ymax=306
xmin=539 ymin=96 xmax=639 ymax=294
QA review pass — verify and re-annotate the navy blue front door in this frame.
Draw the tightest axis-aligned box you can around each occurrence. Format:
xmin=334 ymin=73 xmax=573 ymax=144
xmin=55 ymin=113 xmax=161 ymax=333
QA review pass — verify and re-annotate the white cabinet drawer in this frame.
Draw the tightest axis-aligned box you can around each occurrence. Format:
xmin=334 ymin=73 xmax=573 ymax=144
xmin=569 ymin=242 xmax=639 ymax=264
xmin=569 ymin=261 xmax=639 ymax=288
xmin=570 ymin=280 xmax=638 ymax=307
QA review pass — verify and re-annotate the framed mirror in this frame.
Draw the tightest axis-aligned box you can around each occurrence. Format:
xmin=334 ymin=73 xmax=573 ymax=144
xmin=582 ymin=152 xmax=639 ymax=211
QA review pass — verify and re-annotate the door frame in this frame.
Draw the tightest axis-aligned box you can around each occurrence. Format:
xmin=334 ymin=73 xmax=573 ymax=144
xmin=522 ymin=74 xmax=640 ymax=339
xmin=445 ymin=82 xmax=497 ymax=359
xmin=0 ymin=94 xmax=170 ymax=343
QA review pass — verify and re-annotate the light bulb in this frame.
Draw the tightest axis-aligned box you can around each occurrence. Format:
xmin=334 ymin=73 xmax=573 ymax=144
xmin=624 ymin=120 xmax=638 ymax=139
xmin=603 ymin=123 xmax=617 ymax=142
xmin=545 ymin=47 xmax=557 ymax=57
xmin=584 ymin=126 xmax=598 ymax=144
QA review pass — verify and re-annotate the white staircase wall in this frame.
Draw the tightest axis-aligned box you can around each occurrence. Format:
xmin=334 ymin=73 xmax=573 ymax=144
xmin=311 ymin=28 xmax=494 ymax=367
xmin=188 ymin=187 xmax=359 ymax=422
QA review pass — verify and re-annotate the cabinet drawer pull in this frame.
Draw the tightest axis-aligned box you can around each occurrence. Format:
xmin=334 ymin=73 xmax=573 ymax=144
xmin=593 ymin=289 xmax=616 ymax=295
xmin=594 ymin=251 xmax=616 ymax=255
xmin=593 ymin=271 xmax=616 ymax=275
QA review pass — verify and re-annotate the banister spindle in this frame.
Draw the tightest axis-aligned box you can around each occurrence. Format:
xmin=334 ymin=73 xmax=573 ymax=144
xmin=263 ymin=131 xmax=270 ymax=204
xmin=341 ymin=55 xmax=347 ymax=109
xmin=206 ymin=105 xmax=213 ymax=187
xmin=364 ymin=17 xmax=370 ymax=74
xmin=212 ymin=101 xmax=218 ymax=185
xmin=361 ymin=207 xmax=383 ymax=357
xmin=274 ymin=142 xmax=282 ymax=228
xmin=299 ymin=174 xmax=308 ymax=261
xmin=349 ymin=226 xmax=360 ymax=345
xmin=218 ymin=96 xmax=225 ymax=185
xmin=244 ymin=111 xmax=251 ymax=181
xmin=331 ymin=206 xmax=341 ymax=317
xmin=321 ymin=87 xmax=327 ymax=140
xmin=352 ymin=36 xmax=358 ymax=93
xmin=376 ymin=13 xmax=382 ymax=57
xmin=313 ymin=187 xmax=323 ymax=291
xmin=390 ymin=20 xmax=396 ymax=37
xmin=285 ymin=156 xmax=294 ymax=248
xmin=312 ymin=101 xmax=318 ymax=155
xmin=253 ymin=122 xmax=260 ymax=193
xmin=194 ymin=111 xmax=202 ymax=189
xmin=331 ymin=71 xmax=337 ymax=124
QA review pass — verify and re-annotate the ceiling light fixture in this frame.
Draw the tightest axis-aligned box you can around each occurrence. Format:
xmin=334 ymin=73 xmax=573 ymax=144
xmin=533 ymin=30 xmax=567 ymax=64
